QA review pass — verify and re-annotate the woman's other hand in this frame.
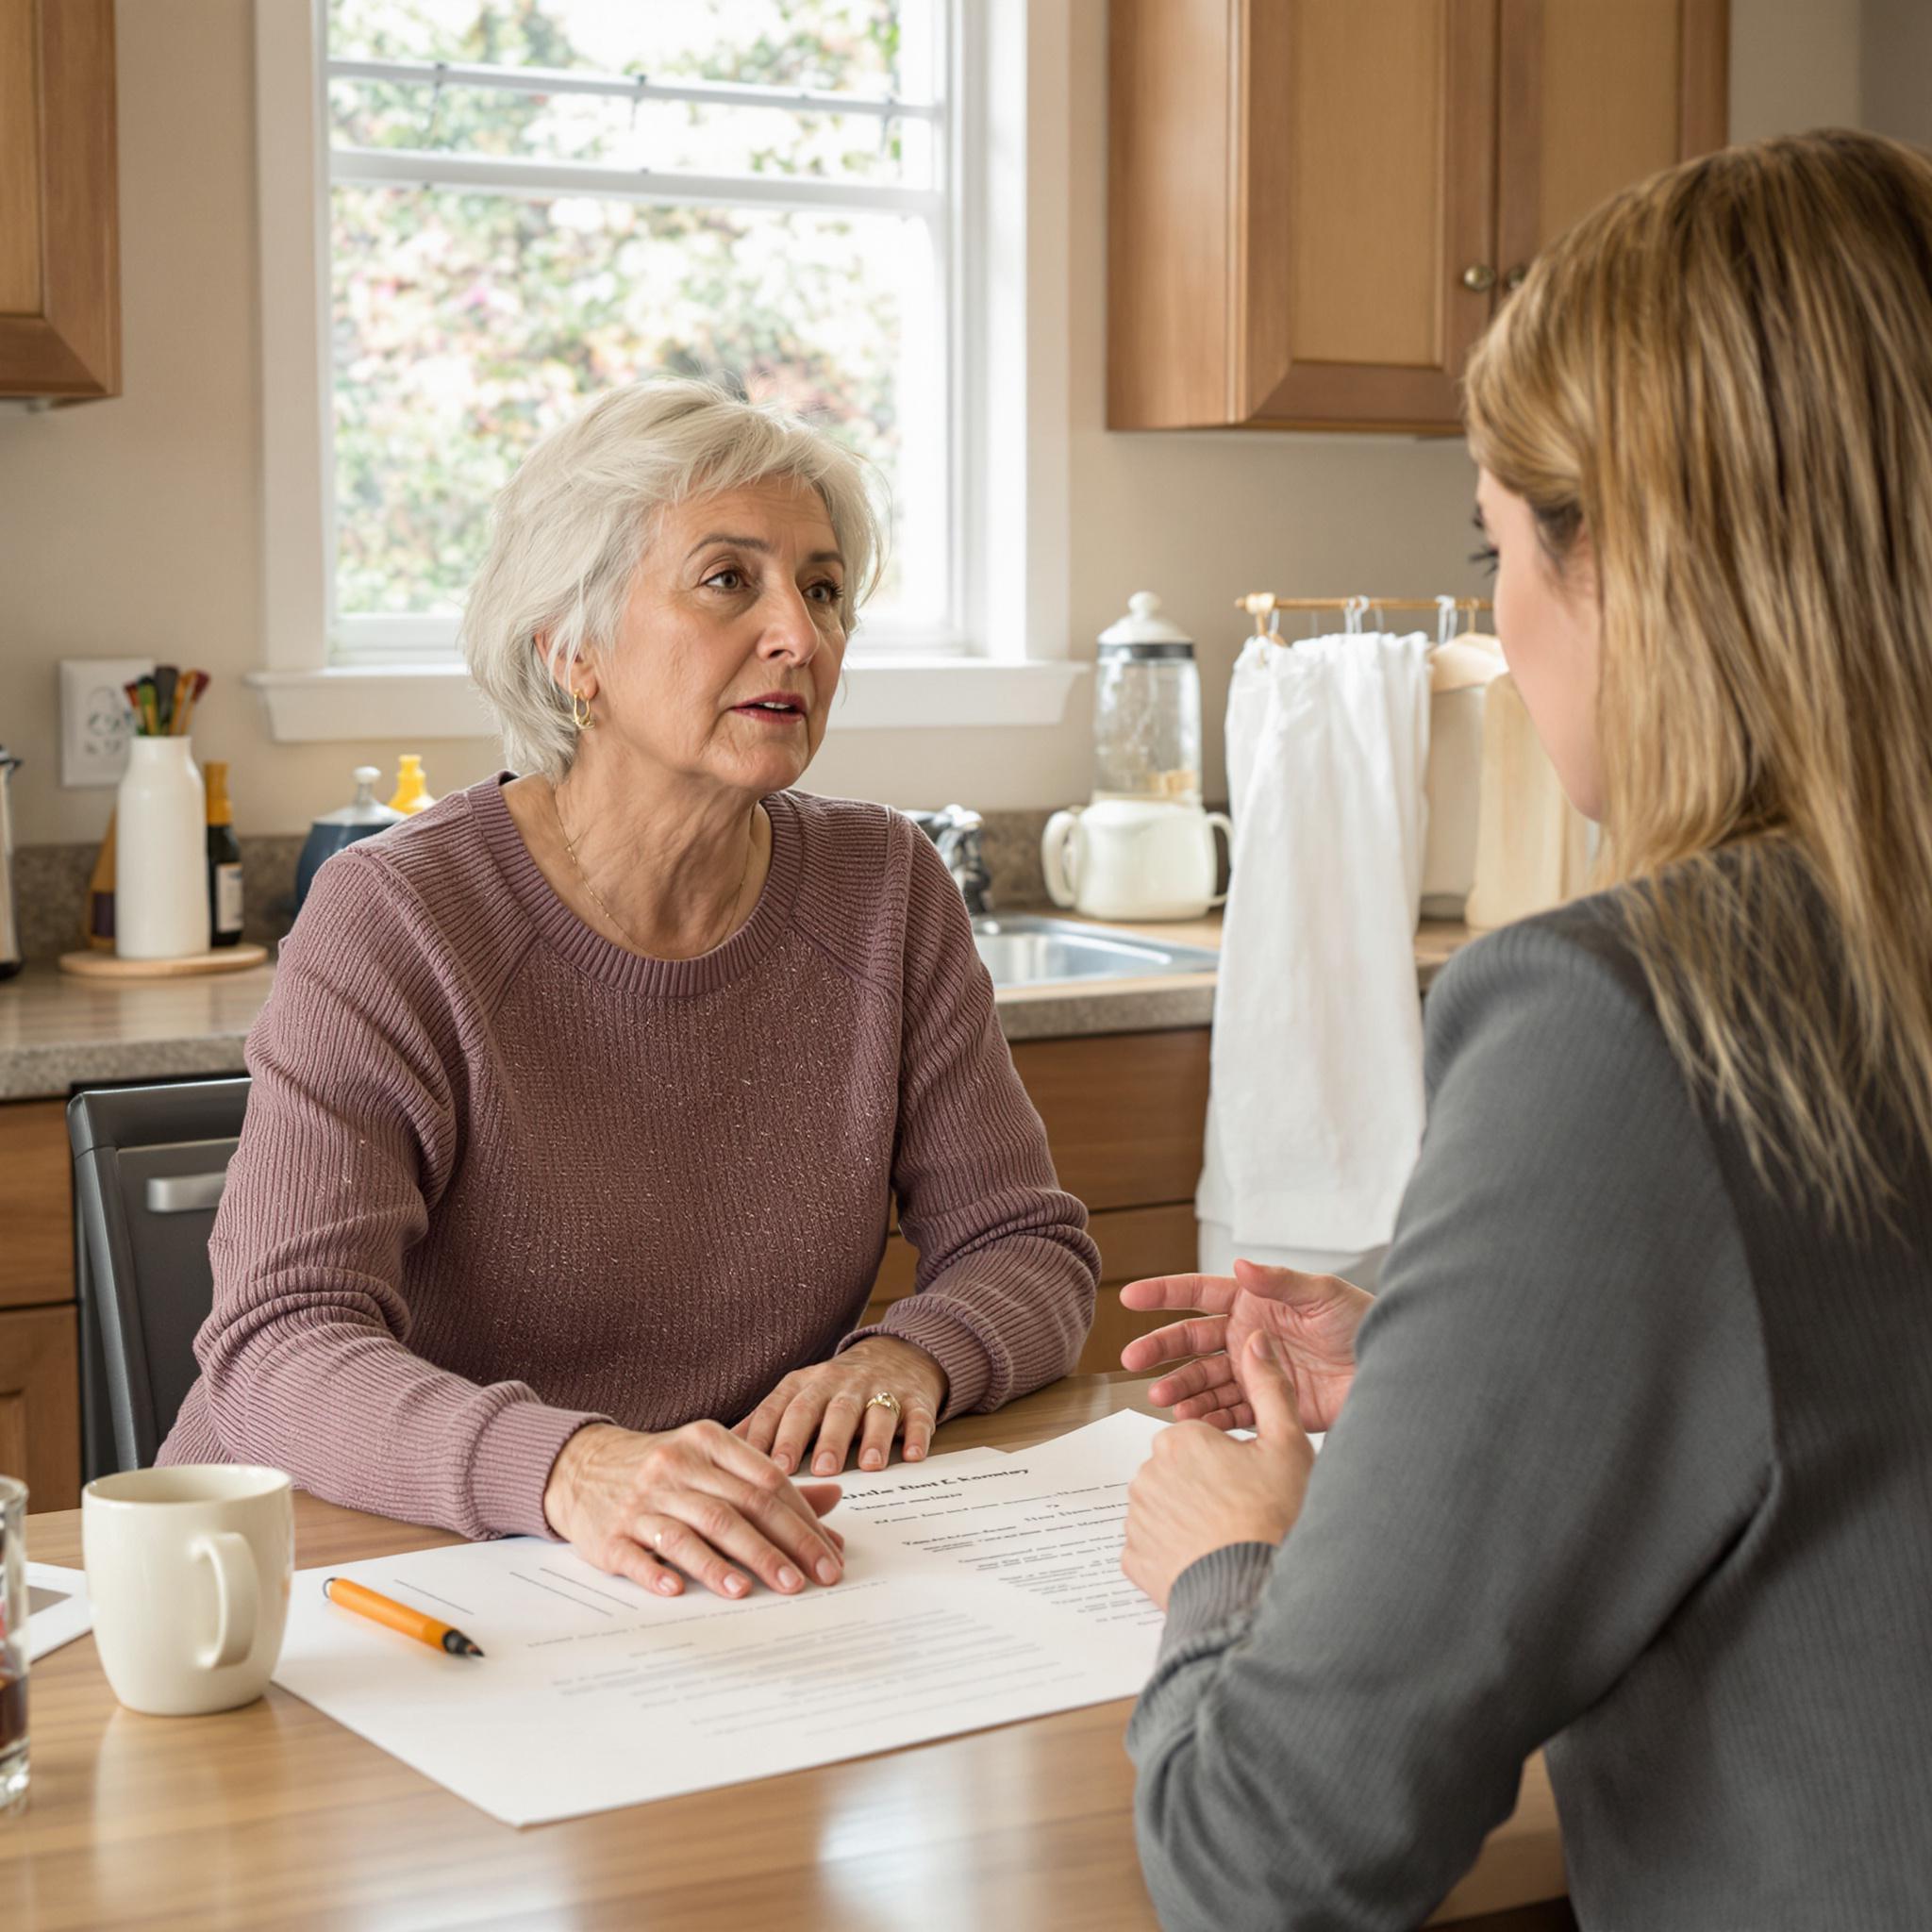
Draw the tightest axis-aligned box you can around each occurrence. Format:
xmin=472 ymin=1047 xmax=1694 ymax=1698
xmin=542 ymin=1420 xmax=845 ymax=1600
xmin=1123 ymin=1333 xmax=1315 ymax=1611
xmin=734 ymin=1335 xmax=948 ymax=1475
xmin=1120 ymin=1257 xmax=1372 ymax=1433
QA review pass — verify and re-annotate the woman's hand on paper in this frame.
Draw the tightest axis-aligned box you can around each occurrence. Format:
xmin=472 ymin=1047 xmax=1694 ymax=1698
xmin=542 ymin=1420 xmax=846 ymax=1601
xmin=733 ymin=1335 xmax=948 ymax=1475
xmin=1122 ymin=1333 xmax=1315 ymax=1610
xmin=1120 ymin=1257 xmax=1372 ymax=1433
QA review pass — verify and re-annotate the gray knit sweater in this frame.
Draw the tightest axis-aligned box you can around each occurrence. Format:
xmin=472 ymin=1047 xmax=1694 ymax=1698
xmin=1129 ymin=893 xmax=1932 ymax=1930
xmin=158 ymin=778 xmax=1097 ymax=1539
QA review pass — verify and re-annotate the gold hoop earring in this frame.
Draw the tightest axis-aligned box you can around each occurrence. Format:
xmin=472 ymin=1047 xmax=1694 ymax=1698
xmin=571 ymin=688 xmax=594 ymax=731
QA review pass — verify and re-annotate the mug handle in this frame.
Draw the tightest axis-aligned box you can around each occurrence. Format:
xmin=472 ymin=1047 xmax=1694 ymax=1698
xmin=1206 ymin=811 xmax=1236 ymax=908
xmin=1041 ymin=809 xmax=1084 ymax=910
xmin=195 ymin=1531 xmax=259 ymax=1671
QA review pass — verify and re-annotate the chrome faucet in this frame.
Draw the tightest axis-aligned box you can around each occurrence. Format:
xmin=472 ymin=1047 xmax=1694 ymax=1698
xmin=908 ymin=805 xmax=993 ymax=916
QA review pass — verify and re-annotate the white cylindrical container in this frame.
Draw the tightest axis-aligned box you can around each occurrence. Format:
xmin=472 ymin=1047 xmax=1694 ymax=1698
xmin=115 ymin=737 xmax=211 ymax=959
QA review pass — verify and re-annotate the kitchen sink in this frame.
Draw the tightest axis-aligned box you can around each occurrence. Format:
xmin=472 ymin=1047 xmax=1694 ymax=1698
xmin=971 ymin=914 xmax=1218 ymax=990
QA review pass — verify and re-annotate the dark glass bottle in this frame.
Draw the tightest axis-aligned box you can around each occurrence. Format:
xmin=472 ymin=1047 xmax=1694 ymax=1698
xmin=206 ymin=760 xmax=244 ymax=948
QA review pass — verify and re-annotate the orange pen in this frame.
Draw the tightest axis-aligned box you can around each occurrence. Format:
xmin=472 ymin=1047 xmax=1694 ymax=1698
xmin=324 ymin=1576 xmax=485 ymax=1657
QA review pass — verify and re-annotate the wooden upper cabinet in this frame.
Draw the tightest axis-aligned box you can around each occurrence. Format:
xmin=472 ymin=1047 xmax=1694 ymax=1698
xmin=0 ymin=0 xmax=120 ymax=400
xmin=1108 ymin=0 xmax=1728 ymax=434
xmin=1496 ymin=0 xmax=1729 ymax=283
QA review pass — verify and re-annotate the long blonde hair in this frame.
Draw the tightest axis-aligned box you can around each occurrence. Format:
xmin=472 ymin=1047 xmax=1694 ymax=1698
xmin=1465 ymin=130 xmax=1932 ymax=1226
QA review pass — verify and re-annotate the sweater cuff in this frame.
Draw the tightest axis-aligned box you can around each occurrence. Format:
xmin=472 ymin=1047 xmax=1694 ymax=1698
xmin=1159 ymin=1541 xmax=1278 ymax=1659
xmin=467 ymin=1401 xmax=610 ymax=1541
xmin=839 ymin=1297 xmax=994 ymax=1420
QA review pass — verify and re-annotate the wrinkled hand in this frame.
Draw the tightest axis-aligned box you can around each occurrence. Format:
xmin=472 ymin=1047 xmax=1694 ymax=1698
xmin=733 ymin=1335 xmax=948 ymax=1476
xmin=1123 ymin=1333 xmax=1316 ymax=1610
xmin=1120 ymin=1257 xmax=1372 ymax=1433
xmin=542 ymin=1419 xmax=845 ymax=1601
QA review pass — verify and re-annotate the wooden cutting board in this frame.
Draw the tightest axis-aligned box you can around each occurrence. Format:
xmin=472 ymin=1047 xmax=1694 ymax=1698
xmin=58 ymin=942 xmax=270 ymax=979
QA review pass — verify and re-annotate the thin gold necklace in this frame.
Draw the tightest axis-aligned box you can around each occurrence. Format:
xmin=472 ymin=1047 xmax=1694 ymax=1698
xmin=550 ymin=784 xmax=756 ymax=958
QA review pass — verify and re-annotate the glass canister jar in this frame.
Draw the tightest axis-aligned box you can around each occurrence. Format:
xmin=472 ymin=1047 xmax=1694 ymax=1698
xmin=1091 ymin=592 xmax=1203 ymax=805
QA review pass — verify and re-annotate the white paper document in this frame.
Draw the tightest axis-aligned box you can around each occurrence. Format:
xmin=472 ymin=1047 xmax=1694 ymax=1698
xmin=272 ymin=1446 xmax=1154 ymax=1827
xmin=25 ymin=1562 xmax=92 ymax=1662
xmin=855 ymin=1408 xmax=1174 ymax=1665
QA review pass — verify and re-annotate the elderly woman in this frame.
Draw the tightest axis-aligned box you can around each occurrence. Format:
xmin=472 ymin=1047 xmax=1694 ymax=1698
xmin=1116 ymin=131 xmax=1932 ymax=1929
xmin=159 ymin=381 xmax=1097 ymax=1603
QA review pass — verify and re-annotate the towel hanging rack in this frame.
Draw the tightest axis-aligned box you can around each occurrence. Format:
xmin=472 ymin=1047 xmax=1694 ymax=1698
xmin=1236 ymin=591 xmax=1494 ymax=643
xmin=1236 ymin=592 xmax=1492 ymax=619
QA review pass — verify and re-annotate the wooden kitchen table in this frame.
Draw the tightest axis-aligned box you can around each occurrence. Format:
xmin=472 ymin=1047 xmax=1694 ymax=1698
xmin=2 ymin=1374 xmax=1569 ymax=1931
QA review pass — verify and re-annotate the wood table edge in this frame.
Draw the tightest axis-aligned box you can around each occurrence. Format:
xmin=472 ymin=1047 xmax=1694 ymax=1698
xmin=20 ymin=1371 xmax=1564 ymax=1925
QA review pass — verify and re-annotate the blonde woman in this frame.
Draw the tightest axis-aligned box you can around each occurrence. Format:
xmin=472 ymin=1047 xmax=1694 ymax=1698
xmin=1117 ymin=131 xmax=1932 ymax=1929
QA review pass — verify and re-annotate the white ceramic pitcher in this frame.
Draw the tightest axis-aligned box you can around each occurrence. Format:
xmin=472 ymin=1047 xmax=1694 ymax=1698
xmin=114 ymin=736 xmax=210 ymax=959
xmin=1041 ymin=798 xmax=1233 ymax=922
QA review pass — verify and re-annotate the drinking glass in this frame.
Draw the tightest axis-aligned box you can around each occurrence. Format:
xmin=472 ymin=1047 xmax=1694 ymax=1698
xmin=0 ymin=1474 xmax=26 ymax=1809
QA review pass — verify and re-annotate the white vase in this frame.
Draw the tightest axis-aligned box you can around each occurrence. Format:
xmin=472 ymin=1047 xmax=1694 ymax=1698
xmin=115 ymin=738 xmax=211 ymax=959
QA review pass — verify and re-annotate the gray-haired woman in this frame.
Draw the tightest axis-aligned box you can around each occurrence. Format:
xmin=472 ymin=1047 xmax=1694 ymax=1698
xmin=159 ymin=380 xmax=1098 ymax=1602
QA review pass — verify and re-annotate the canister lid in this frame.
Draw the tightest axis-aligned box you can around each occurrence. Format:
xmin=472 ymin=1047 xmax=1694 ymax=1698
xmin=1098 ymin=591 xmax=1194 ymax=659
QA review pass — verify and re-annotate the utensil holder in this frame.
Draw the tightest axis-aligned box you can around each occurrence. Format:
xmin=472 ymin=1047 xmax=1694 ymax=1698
xmin=115 ymin=737 xmax=211 ymax=959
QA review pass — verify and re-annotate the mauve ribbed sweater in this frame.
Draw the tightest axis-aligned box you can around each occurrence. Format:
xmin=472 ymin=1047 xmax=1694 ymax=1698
xmin=158 ymin=777 xmax=1098 ymax=1539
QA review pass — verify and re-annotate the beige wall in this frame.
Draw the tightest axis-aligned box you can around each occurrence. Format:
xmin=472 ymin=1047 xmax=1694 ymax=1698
xmin=0 ymin=0 xmax=1900 ymax=842
xmin=1730 ymin=0 xmax=1864 ymax=141
xmin=0 ymin=0 xmax=500 ymax=844
xmin=1860 ymin=0 xmax=1932 ymax=147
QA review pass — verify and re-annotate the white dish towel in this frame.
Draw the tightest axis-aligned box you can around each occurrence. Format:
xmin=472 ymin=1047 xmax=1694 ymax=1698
xmin=1197 ymin=630 xmax=1432 ymax=1276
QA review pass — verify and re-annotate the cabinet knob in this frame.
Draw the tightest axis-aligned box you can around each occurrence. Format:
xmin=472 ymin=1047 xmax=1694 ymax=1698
xmin=1460 ymin=262 xmax=1498 ymax=293
xmin=1504 ymin=263 xmax=1529 ymax=292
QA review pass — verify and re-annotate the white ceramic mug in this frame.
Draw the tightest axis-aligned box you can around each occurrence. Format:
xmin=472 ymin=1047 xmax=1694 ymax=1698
xmin=82 ymin=1466 xmax=293 ymax=1716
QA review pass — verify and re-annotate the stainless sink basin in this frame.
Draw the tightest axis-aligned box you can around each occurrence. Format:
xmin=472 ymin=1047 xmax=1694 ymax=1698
xmin=971 ymin=915 xmax=1218 ymax=989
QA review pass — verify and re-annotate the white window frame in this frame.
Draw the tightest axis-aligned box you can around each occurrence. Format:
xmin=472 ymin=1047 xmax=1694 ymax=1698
xmin=247 ymin=0 xmax=1084 ymax=742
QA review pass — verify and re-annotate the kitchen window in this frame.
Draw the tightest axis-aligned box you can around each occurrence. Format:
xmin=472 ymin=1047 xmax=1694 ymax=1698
xmin=324 ymin=0 xmax=953 ymax=662
xmin=251 ymin=1 xmax=1081 ymax=741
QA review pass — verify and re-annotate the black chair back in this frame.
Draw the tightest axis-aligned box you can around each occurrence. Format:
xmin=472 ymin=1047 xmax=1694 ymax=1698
xmin=68 ymin=1078 xmax=251 ymax=1475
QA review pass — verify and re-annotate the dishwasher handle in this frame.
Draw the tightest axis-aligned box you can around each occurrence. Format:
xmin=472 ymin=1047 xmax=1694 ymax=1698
xmin=145 ymin=1172 xmax=229 ymax=1214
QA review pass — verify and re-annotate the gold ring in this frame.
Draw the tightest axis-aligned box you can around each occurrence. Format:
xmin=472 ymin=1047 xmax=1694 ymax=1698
xmin=864 ymin=1391 xmax=903 ymax=1418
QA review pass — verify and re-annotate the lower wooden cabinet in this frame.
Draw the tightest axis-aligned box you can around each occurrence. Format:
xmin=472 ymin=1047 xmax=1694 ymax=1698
xmin=0 ymin=1098 xmax=82 ymax=1507
xmin=867 ymin=1030 xmax=1210 ymax=1375
xmin=1 ymin=1024 xmax=1211 ymax=1507
xmin=0 ymin=1304 xmax=81 ymax=1511
xmin=0 ymin=1100 xmax=75 ymax=1310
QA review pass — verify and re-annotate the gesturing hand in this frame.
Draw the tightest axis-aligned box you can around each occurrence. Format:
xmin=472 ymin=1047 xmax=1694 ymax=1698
xmin=542 ymin=1419 xmax=846 ymax=1602
xmin=1122 ymin=1332 xmax=1316 ymax=1611
xmin=734 ymin=1335 xmax=949 ymax=1476
xmin=1120 ymin=1257 xmax=1373 ymax=1433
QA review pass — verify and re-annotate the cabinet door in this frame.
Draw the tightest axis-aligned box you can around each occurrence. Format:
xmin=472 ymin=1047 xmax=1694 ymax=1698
xmin=864 ymin=1033 xmax=1210 ymax=1374
xmin=0 ymin=1101 xmax=75 ymax=1310
xmin=0 ymin=0 xmax=120 ymax=399
xmin=866 ymin=1201 xmax=1200 ymax=1376
xmin=0 ymin=1306 xmax=81 ymax=1510
xmin=1241 ymin=0 xmax=1499 ymax=431
xmin=1495 ymin=0 xmax=1729 ymax=289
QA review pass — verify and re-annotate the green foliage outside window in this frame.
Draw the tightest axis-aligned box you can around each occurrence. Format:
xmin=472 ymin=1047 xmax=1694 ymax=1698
xmin=328 ymin=1 xmax=929 ymax=621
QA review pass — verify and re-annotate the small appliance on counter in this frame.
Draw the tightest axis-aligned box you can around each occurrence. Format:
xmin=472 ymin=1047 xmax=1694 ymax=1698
xmin=294 ymin=766 xmax=407 ymax=915
xmin=1042 ymin=592 xmax=1233 ymax=922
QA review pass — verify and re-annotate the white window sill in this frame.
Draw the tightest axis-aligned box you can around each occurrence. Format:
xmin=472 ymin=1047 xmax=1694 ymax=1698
xmin=244 ymin=658 xmax=1089 ymax=743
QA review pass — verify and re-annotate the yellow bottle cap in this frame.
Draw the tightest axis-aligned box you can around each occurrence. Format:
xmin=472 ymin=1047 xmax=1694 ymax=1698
xmin=389 ymin=755 xmax=435 ymax=814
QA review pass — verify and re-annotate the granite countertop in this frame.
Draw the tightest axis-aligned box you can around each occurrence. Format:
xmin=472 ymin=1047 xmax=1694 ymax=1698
xmin=0 ymin=916 xmax=1475 ymax=1103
